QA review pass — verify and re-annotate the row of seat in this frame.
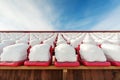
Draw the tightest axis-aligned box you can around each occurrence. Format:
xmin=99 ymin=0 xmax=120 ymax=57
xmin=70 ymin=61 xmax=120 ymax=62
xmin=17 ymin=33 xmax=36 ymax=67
xmin=0 ymin=32 xmax=120 ymax=67
xmin=0 ymin=43 xmax=120 ymax=67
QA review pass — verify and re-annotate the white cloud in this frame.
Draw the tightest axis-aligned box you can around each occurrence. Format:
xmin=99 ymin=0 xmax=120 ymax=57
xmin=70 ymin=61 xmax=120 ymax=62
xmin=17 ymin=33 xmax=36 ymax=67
xmin=62 ymin=18 xmax=93 ymax=30
xmin=68 ymin=19 xmax=92 ymax=27
xmin=0 ymin=0 xmax=57 ymax=30
xmin=91 ymin=6 xmax=120 ymax=30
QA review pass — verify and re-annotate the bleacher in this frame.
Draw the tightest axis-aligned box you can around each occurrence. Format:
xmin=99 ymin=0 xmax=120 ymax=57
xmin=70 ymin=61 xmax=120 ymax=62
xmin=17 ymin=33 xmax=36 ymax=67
xmin=0 ymin=31 xmax=120 ymax=80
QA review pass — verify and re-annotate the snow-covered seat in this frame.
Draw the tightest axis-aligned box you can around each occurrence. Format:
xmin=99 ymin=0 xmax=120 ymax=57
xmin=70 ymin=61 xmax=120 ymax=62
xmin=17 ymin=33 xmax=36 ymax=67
xmin=101 ymin=43 xmax=120 ymax=66
xmin=2 ymin=40 xmax=15 ymax=45
xmin=0 ymin=40 xmax=15 ymax=58
xmin=56 ymin=39 xmax=67 ymax=46
xmin=29 ymin=39 xmax=41 ymax=47
xmin=43 ymin=38 xmax=56 ymax=54
xmin=69 ymin=33 xmax=85 ymax=51
xmin=24 ymin=44 xmax=52 ymax=66
xmin=70 ymin=37 xmax=83 ymax=51
xmin=79 ymin=44 xmax=110 ymax=66
xmin=27 ymin=39 xmax=41 ymax=55
xmin=108 ymin=34 xmax=120 ymax=45
xmin=0 ymin=43 xmax=29 ymax=66
xmin=56 ymin=34 xmax=67 ymax=46
xmin=82 ymin=34 xmax=96 ymax=44
xmin=54 ymin=44 xmax=80 ymax=67
xmin=16 ymin=39 xmax=28 ymax=44
xmin=43 ymin=38 xmax=54 ymax=47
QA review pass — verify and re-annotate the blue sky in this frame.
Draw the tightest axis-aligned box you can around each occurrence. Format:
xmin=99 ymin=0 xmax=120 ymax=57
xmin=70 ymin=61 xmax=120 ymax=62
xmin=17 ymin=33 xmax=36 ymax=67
xmin=0 ymin=0 xmax=120 ymax=30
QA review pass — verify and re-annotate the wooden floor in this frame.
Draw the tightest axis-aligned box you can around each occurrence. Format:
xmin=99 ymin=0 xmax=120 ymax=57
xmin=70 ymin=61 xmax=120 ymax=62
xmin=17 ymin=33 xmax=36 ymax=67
xmin=1 ymin=66 xmax=120 ymax=80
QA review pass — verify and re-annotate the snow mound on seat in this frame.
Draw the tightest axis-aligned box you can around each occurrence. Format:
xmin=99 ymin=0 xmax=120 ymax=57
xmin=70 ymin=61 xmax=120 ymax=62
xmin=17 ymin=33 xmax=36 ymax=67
xmin=43 ymin=38 xmax=54 ymax=47
xmin=0 ymin=40 xmax=15 ymax=56
xmin=0 ymin=43 xmax=7 ymax=56
xmin=1 ymin=43 xmax=29 ymax=61
xmin=56 ymin=39 xmax=67 ymax=46
xmin=29 ymin=39 xmax=40 ymax=47
xmin=80 ymin=44 xmax=106 ymax=62
xmin=108 ymin=34 xmax=120 ymax=44
xmin=56 ymin=34 xmax=67 ymax=46
xmin=70 ymin=37 xmax=82 ymax=48
xmin=16 ymin=39 xmax=28 ymax=44
xmin=70 ymin=39 xmax=79 ymax=48
xmin=2 ymin=40 xmax=15 ymax=45
xmin=83 ymin=34 xmax=96 ymax=44
xmin=55 ymin=44 xmax=77 ymax=62
xmin=29 ymin=44 xmax=50 ymax=61
xmin=101 ymin=43 xmax=120 ymax=61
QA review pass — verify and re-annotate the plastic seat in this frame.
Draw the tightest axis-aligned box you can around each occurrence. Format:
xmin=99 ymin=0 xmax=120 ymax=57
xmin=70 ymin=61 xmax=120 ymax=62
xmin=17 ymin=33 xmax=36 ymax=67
xmin=0 ymin=61 xmax=25 ymax=66
xmin=78 ymin=44 xmax=111 ymax=66
xmin=110 ymin=61 xmax=120 ymax=66
xmin=80 ymin=60 xmax=111 ymax=66
xmin=24 ymin=45 xmax=53 ymax=66
xmin=54 ymin=55 xmax=80 ymax=67
xmin=0 ymin=43 xmax=29 ymax=66
xmin=24 ymin=60 xmax=51 ymax=66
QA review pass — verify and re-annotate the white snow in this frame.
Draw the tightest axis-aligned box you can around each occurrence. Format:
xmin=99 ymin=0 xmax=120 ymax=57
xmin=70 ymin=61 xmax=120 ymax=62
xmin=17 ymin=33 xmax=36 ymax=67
xmin=28 ymin=44 xmax=50 ymax=61
xmin=1 ymin=43 xmax=29 ymax=61
xmin=55 ymin=44 xmax=77 ymax=62
xmin=80 ymin=44 xmax=106 ymax=62
xmin=101 ymin=43 xmax=120 ymax=61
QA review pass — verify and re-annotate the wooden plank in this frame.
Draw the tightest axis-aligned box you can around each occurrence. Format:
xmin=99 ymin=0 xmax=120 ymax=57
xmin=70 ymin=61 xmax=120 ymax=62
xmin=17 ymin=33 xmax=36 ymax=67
xmin=41 ymin=70 xmax=48 ymax=80
xmin=73 ymin=70 xmax=81 ymax=80
xmin=67 ymin=70 xmax=74 ymax=80
xmin=84 ymin=70 xmax=92 ymax=80
xmin=63 ymin=69 xmax=67 ymax=80
xmin=1 ymin=66 xmax=120 ymax=70
xmin=82 ymin=70 xmax=86 ymax=80
xmin=0 ymin=69 xmax=120 ymax=80
xmin=0 ymin=70 xmax=63 ymax=80
xmin=1 ymin=66 xmax=120 ymax=80
xmin=90 ymin=70 xmax=100 ymax=80
xmin=103 ymin=70 xmax=113 ymax=80
xmin=97 ymin=70 xmax=105 ymax=80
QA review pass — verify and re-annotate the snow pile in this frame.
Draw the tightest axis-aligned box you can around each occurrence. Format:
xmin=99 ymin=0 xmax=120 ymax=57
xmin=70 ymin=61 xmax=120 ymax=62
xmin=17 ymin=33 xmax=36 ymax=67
xmin=29 ymin=44 xmax=50 ymax=61
xmin=70 ymin=36 xmax=84 ymax=48
xmin=55 ymin=44 xmax=77 ymax=62
xmin=1 ymin=43 xmax=29 ymax=61
xmin=108 ymin=34 xmax=120 ymax=44
xmin=70 ymin=39 xmax=79 ymax=48
xmin=62 ymin=34 xmax=71 ymax=42
xmin=83 ymin=34 xmax=96 ymax=44
xmin=2 ymin=40 xmax=15 ymax=45
xmin=16 ymin=39 xmax=28 ymax=44
xmin=16 ymin=34 xmax=29 ymax=44
xmin=29 ymin=39 xmax=41 ymax=47
xmin=90 ymin=33 xmax=104 ymax=44
xmin=56 ymin=34 xmax=67 ymax=46
xmin=80 ymin=44 xmax=106 ymax=62
xmin=43 ymin=36 xmax=55 ymax=47
xmin=0 ymin=43 xmax=7 ymax=55
xmin=101 ymin=43 xmax=120 ymax=61
xmin=0 ymin=40 xmax=15 ymax=56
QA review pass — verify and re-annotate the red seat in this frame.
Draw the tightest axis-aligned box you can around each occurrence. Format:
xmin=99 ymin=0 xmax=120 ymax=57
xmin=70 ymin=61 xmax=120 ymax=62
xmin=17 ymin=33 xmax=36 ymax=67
xmin=0 ymin=45 xmax=29 ymax=67
xmin=0 ymin=61 xmax=24 ymax=66
xmin=75 ymin=45 xmax=80 ymax=51
xmin=80 ymin=60 xmax=111 ymax=66
xmin=54 ymin=60 xmax=80 ymax=67
xmin=24 ymin=60 xmax=51 ymax=66
xmin=110 ymin=61 xmax=120 ymax=66
xmin=54 ymin=55 xmax=80 ymax=67
xmin=77 ymin=44 xmax=110 ymax=66
xmin=24 ymin=46 xmax=53 ymax=66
